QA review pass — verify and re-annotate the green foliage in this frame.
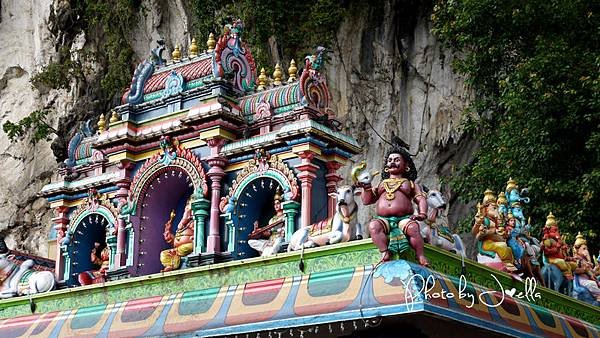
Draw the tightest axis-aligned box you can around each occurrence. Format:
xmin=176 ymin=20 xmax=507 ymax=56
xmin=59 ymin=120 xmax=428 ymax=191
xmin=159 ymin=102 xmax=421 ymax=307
xmin=2 ymin=109 xmax=56 ymax=144
xmin=432 ymin=0 xmax=600 ymax=251
xmin=190 ymin=0 xmax=347 ymax=72
xmin=30 ymin=47 xmax=83 ymax=90
xmin=80 ymin=0 xmax=138 ymax=96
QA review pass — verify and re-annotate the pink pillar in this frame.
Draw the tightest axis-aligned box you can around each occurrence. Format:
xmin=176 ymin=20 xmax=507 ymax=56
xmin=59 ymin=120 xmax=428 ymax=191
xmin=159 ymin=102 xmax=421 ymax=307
xmin=206 ymin=138 xmax=227 ymax=253
xmin=52 ymin=206 xmax=70 ymax=281
xmin=115 ymin=180 xmax=130 ymax=267
xmin=325 ymin=161 xmax=343 ymax=218
xmin=295 ymin=151 xmax=319 ymax=228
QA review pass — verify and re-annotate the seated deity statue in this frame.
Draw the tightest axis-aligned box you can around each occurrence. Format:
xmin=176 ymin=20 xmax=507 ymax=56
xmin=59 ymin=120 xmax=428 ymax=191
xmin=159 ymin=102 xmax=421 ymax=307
xmin=472 ymin=190 xmax=517 ymax=272
xmin=572 ymin=232 xmax=600 ymax=302
xmin=248 ymin=189 xmax=285 ymax=257
xmin=160 ymin=199 xmax=194 ymax=272
xmin=78 ymin=242 xmax=110 ymax=285
xmin=542 ymin=212 xmax=576 ymax=280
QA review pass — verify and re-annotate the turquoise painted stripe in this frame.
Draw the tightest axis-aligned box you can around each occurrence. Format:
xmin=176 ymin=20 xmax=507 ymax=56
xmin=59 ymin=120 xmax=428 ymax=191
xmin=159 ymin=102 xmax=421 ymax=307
xmin=71 ymin=304 xmax=107 ymax=330
xmin=178 ymin=287 xmax=220 ymax=316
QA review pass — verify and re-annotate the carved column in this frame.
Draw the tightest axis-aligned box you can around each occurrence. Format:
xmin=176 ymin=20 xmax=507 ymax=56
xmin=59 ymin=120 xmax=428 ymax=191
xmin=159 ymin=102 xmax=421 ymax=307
xmin=114 ymin=179 xmax=130 ymax=267
xmin=52 ymin=205 xmax=70 ymax=281
xmin=191 ymin=196 xmax=210 ymax=253
xmin=282 ymin=200 xmax=301 ymax=241
xmin=206 ymin=138 xmax=227 ymax=253
xmin=325 ymin=161 xmax=343 ymax=218
xmin=295 ymin=151 xmax=319 ymax=228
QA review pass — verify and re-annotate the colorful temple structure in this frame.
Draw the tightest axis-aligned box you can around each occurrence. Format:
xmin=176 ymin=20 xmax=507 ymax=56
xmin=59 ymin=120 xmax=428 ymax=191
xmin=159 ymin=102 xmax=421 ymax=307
xmin=0 ymin=21 xmax=598 ymax=337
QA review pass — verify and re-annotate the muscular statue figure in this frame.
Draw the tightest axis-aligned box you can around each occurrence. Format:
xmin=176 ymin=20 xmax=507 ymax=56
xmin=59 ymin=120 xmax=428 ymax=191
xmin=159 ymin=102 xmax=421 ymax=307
xmin=572 ymin=232 xmax=600 ymax=302
xmin=358 ymin=144 xmax=429 ymax=266
xmin=160 ymin=199 xmax=194 ymax=272
xmin=542 ymin=212 xmax=576 ymax=280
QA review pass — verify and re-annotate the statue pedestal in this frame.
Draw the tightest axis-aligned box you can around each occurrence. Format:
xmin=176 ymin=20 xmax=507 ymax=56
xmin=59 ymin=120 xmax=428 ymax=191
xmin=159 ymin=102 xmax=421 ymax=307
xmin=106 ymin=267 xmax=131 ymax=281
xmin=180 ymin=252 xmax=233 ymax=268
xmin=199 ymin=252 xmax=233 ymax=265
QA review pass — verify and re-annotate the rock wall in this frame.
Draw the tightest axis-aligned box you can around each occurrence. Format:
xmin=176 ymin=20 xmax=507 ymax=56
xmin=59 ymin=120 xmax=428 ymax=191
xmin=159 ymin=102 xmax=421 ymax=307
xmin=0 ymin=0 xmax=475 ymax=256
xmin=0 ymin=0 xmax=61 ymax=252
xmin=327 ymin=1 xmax=475 ymax=231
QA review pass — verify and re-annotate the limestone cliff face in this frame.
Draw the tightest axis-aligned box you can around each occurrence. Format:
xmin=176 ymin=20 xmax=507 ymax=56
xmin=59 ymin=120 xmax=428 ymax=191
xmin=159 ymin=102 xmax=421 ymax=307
xmin=327 ymin=2 xmax=474 ymax=231
xmin=0 ymin=0 xmax=474 ymax=255
xmin=0 ymin=0 xmax=60 ymax=252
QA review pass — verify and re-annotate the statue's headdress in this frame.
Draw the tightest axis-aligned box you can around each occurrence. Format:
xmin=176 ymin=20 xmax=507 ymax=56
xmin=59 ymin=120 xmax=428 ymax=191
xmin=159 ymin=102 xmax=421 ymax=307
xmin=545 ymin=212 xmax=557 ymax=228
xmin=274 ymin=187 xmax=283 ymax=202
xmin=481 ymin=189 xmax=497 ymax=206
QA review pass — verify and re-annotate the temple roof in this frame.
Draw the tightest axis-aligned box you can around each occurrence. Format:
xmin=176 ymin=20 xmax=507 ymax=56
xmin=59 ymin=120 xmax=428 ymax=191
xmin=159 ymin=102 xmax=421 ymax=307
xmin=142 ymin=56 xmax=213 ymax=95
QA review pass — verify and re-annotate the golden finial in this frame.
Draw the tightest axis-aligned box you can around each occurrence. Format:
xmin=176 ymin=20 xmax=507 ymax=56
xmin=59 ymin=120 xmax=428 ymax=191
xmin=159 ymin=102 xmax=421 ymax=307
xmin=169 ymin=209 xmax=176 ymax=222
xmin=97 ymin=114 xmax=106 ymax=133
xmin=207 ymin=33 xmax=216 ymax=52
xmin=287 ymin=59 xmax=297 ymax=83
xmin=273 ymin=63 xmax=283 ymax=86
xmin=497 ymin=191 xmax=508 ymax=205
xmin=257 ymin=67 xmax=267 ymax=91
xmin=506 ymin=177 xmax=517 ymax=192
xmin=109 ymin=110 xmax=119 ymax=123
xmin=481 ymin=189 xmax=497 ymax=206
xmin=189 ymin=38 xmax=198 ymax=57
xmin=545 ymin=212 xmax=557 ymax=228
xmin=172 ymin=44 xmax=181 ymax=62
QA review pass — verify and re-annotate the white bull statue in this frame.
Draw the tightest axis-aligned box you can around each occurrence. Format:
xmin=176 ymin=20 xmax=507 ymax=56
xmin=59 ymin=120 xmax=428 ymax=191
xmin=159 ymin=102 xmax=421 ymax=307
xmin=419 ymin=188 xmax=466 ymax=258
xmin=0 ymin=238 xmax=55 ymax=298
xmin=288 ymin=185 xmax=363 ymax=251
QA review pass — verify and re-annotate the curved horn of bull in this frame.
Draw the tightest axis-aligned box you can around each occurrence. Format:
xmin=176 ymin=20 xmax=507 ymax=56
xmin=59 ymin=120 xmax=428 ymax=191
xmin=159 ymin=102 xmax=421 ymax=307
xmin=422 ymin=185 xmax=430 ymax=193
xmin=351 ymin=161 xmax=367 ymax=183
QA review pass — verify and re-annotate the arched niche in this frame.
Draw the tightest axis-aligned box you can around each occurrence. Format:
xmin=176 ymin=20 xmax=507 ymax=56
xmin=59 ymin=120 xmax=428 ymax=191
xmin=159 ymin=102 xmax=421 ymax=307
xmin=128 ymin=138 xmax=209 ymax=276
xmin=221 ymin=150 xmax=300 ymax=259
xmin=63 ymin=191 xmax=118 ymax=285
